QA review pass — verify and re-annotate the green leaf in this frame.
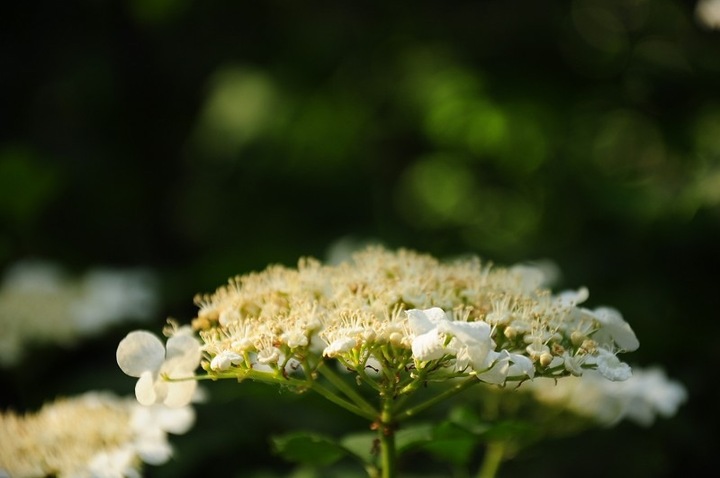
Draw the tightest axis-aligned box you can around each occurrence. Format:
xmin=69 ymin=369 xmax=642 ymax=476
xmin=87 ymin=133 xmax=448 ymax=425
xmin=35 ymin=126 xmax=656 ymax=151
xmin=447 ymin=404 xmax=489 ymax=435
xmin=481 ymin=420 xmax=538 ymax=442
xmin=395 ymin=422 xmax=435 ymax=452
xmin=340 ymin=431 xmax=376 ymax=464
xmin=422 ymin=421 xmax=479 ymax=466
xmin=338 ymin=423 xmax=436 ymax=465
xmin=271 ymin=431 xmax=349 ymax=467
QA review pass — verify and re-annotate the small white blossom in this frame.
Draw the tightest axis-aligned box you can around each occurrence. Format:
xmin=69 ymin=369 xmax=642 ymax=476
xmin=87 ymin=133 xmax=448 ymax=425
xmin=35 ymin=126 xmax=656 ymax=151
xmin=116 ymin=329 xmax=201 ymax=407
xmin=210 ymin=350 xmax=244 ymax=371
xmin=408 ymin=307 xmax=494 ymax=373
xmin=590 ymin=348 xmax=633 ymax=382
xmin=590 ymin=307 xmax=639 ymax=352
xmin=477 ymin=350 xmax=535 ymax=384
xmin=323 ymin=336 xmax=357 ymax=357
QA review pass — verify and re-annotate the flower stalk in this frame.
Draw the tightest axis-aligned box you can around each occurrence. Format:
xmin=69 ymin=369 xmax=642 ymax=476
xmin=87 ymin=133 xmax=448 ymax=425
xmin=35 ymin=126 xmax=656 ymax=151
xmin=378 ymin=394 xmax=397 ymax=478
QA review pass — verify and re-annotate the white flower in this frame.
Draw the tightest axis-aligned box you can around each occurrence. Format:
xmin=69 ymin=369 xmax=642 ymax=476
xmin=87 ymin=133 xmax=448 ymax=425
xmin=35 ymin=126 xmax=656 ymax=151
xmin=561 ymin=351 xmax=585 ymax=376
xmin=117 ymin=329 xmax=201 ymax=407
xmin=0 ymin=391 xmax=196 ymax=478
xmin=407 ymin=307 xmax=493 ymax=370
xmin=554 ymin=287 xmax=589 ymax=306
xmin=86 ymin=446 xmax=140 ymax=478
xmin=590 ymin=307 xmax=639 ymax=352
xmin=590 ymin=348 xmax=633 ymax=382
xmin=130 ymin=402 xmax=195 ymax=465
xmin=210 ymin=350 xmax=244 ymax=371
xmin=476 ymin=350 xmax=535 ymax=384
xmin=407 ymin=307 xmax=455 ymax=361
xmin=526 ymin=365 xmax=687 ymax=427
xmin=323 ymin=337 xmax=357 ymax=357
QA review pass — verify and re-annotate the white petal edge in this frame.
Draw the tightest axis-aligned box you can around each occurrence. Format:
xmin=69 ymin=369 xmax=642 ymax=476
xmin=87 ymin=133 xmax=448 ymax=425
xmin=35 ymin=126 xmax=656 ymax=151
xmin=135 ymin=370 xmax=158 ymax=406
xmin=117 ymin=331 xmax=165 ymax=377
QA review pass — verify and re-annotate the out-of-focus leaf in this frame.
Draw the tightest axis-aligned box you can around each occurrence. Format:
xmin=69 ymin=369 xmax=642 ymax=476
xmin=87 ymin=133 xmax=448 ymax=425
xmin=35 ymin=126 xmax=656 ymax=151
xmin=271 ymin=431 xmax=349 ymax=467
xmin=422 ymin=421 xmax=479 ymax=466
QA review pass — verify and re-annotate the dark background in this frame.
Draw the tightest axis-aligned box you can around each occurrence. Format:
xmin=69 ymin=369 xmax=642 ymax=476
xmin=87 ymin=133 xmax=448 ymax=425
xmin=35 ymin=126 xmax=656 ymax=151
xmin=1 ymin=0 xmax=717 ymax=476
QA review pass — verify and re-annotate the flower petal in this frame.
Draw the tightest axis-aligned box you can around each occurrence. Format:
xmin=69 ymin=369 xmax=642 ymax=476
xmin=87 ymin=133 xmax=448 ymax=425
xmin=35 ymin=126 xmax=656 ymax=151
xmin=135 ymin=429 xmax=173 ymax=465
xmin=595 ymin=350 xmax=633 ymax=381
xmin=117 ymin=331 xmax=165 ymax=377
xmin=508 ymin=353 xmax=535 ymax=379
xmin=476 ymin=350 xmax=510 ymax=384
xmin=164 ymin=380 xmax=198 ymax=408
xmin=593 ymin=307 xmax=640 ymax=351
xmin=165 ymin=334 xmax=202 ymax=373
xmin=412 ymin=329 xmax=446 ymax=361
xmin=135 ymin=370 xmax=158 ymax=405
xmin=210 ymin=350 xmax=243 ymax=371
xmin=153 ymin=406 xmax=196 ymax=434
xmin=407 ymin=307 xmax=447 ymax=335
xmin=440 ymin=320 xmax=491 ymax=344
xmin=323 ymin=337 xmax=356 ymax=357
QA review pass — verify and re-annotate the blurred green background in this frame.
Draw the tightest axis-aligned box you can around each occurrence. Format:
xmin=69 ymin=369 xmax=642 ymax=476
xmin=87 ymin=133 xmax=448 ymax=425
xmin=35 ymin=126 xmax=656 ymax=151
xmin=1 ymin=0 xmax=718 ymax=476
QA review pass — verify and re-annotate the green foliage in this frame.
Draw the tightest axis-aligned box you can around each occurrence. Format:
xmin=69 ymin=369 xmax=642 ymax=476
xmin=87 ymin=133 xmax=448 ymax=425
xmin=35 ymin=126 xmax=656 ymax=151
xmin=272 ymin=432 xmax=350 ymax=467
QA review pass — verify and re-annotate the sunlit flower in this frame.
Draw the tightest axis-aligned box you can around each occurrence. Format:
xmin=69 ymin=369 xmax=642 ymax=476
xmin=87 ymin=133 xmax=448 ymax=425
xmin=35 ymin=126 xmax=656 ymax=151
xmin=210 ymin=350 xmax=244 ymax=371
xmin=119 ymin=246 xmax=640 ymax=408
xmin=407 ymin=307 xmax=496 ymax=375
xmin=477 ymin=349 xmax=535 ymax=384
xmin=201 ymin=247 xmax=635 ymax=382
xmin=116 ymin=328 xmax=201 ymax=407
xmin=590 ymin=307 xmax=639 ymax=352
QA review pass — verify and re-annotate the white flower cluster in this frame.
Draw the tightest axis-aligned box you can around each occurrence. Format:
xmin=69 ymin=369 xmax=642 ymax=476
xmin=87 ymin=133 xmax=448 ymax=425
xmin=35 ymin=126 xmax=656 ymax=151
xmin=117 ymin=246 xmax=639 ymax=407
xmin=0 ymin=260 xmax=158 ymax=366
xmin=0 ymin=391 xmax=195 ymax=478
xmin=523 ymin=366 xmax=687 ymax=427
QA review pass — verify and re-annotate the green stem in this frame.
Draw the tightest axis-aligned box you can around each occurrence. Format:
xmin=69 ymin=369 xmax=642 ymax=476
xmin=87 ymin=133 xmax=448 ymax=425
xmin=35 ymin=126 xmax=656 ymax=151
xmin=476 ymin=441 xmax=506 ymax=478
xmin=379 ymin=394 xmax=397 ymax=478
xmin=311 ymin=381 xmax=377 ymax=420
xmin=203 ymin=367 xmax=376 ymax=420
xmin=317 ymin=361 xmax=378 ymax=417
xmin=396 ymin=375 xmax=479 ymax=422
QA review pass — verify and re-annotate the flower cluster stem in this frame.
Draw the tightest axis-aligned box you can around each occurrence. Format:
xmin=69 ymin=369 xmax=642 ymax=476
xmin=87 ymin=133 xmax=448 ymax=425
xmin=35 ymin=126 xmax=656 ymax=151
xmin=476 ymin=441 xmax=506 ymax=478
xmin=379 ymin=394 xmax=397 ymax=478
xmin=316 ymin=361 xmax=377 ymax=418
xmin=397 ymin=375 xmax=479 ymax=422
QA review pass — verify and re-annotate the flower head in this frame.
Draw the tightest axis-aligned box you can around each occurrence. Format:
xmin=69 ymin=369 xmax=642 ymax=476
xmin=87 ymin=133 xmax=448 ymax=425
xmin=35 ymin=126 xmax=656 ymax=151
xmin=0 ymin=391 xmax=195 ymax=477
xmin=186 ymin=246 xmax=637 ymax=387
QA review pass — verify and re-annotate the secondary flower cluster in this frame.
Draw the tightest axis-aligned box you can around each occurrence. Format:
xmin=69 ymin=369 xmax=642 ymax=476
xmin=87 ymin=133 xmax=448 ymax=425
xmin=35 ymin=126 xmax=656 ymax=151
xmin=0 ymin=260 xmax=158 ymax=366
xmin=117 ymin=246 xmax=639 ymax=408
xmin=0 ymin=391 xmax=195 ymax=478
xmin=523 ymin=365 xmax=687 ymax=427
